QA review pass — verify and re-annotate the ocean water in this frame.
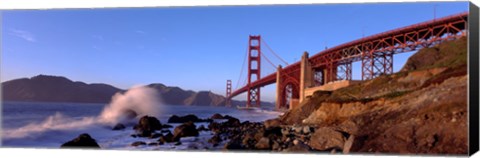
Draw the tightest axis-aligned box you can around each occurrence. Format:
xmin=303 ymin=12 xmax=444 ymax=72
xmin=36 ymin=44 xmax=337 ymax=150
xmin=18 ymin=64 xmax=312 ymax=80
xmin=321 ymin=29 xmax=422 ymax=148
xmin=1 ymin=101 xmax=282 ymax=150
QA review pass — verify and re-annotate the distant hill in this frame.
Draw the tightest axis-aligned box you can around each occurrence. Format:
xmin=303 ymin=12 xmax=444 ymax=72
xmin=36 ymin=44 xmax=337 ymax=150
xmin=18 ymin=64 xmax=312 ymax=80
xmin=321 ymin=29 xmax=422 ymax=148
xmin=1 ymin=75 xmax=121 ymax=103
xmin=1 ymin=75 xmax=274 ymax=107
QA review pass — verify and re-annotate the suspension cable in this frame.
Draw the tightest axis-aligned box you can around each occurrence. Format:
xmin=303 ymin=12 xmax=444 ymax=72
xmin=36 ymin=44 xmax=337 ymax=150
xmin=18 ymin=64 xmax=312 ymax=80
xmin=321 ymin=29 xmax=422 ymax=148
xmin=261 ymin=52 xmax=277 ymax=69
xmin=235 ymin=43 xmax=249 ymax=89
xmin=261 ymin=39 xmax=289 ymax=66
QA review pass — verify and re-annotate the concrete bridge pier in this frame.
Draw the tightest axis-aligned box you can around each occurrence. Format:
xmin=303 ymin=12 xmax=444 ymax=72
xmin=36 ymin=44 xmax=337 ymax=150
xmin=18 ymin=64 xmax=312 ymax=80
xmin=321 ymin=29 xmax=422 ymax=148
xmin=299 ymin=52 xmax=314 ymax=103
xmin=275 ymin=65 xmax=283 ymax=110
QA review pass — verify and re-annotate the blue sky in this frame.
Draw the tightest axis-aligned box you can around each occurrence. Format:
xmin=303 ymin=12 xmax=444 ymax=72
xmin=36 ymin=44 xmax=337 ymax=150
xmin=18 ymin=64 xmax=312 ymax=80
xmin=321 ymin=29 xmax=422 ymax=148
xmin=1 ymin=2 xmax=468 ymax=102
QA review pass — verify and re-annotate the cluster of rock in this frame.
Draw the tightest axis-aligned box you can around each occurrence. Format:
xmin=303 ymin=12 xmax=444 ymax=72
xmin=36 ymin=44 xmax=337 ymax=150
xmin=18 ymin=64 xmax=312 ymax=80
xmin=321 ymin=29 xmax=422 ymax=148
xmin=207 ymin=117 xmax=354 ymax=153
xmin=129 ymin=115 xmax=203 ymax=147
xmin=167 ymin=114 xmax=212 ymax=123
xmin=60 ymin=113 xmax=355 ymax=153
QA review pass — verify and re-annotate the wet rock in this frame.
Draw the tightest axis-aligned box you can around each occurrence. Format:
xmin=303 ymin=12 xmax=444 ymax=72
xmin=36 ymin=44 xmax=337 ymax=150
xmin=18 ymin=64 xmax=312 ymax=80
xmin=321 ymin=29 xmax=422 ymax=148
xmin=158 ymin=132 xmax=174 ymax=143
xmin=264 ymin=126 xmax=282 ymax=138
xmin=131 ymin=141 xmax=146 ymax=147
xmin=149 ymin=133 xmax=163 ymax=139
xmin=122 ymin=109 xmax=138 ymax=120
xmin=168 ymin=114 xmax=207 ymax=123
xmin=161 ymin=124 xmax=173 ymax=129
xmin=255 ymin=137 xmax=271 ymax=150
xmin=208 ymin=122 xmax=221 ymax=132
xmin=264 ymin=118 xmax=283 ymax=128
xmin=222 ymin=115 xmax=236 ymax=120
xmin=226 ymin=117 xmax=241 ymax=127
xmin=242 ymin=134 xmax=256 ymax=148
xmin=173 ymin=122 xmax=199 ymax=141
xmin=61 ymin=133 xmax=101 ymax=149
xmin=224 ymin=141 xmax=244 ymax=150
xmin=208 ymin=134 xmax=223 ymax=146
xmin=309 ymin=127 xmax=345 ymax=151
xmin=197 ymin=125 xmax=208 ymax=131
xmin=112 ymin=123 xmax=126 ymax=130
xmin=210 ymin=113 xmax=224 ymax=119
xmin=134 ymin=115 xmax=162 ymax=137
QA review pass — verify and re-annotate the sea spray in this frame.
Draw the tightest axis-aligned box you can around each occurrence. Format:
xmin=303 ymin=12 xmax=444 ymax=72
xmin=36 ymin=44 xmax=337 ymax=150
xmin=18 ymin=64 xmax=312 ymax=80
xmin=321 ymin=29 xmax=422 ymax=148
xmin=2 ymin=112 xmax=97 ymax=139
xmin=2 ymin=86 xmax=163 ymax=140
xmin=98 ymin=86 xmax=163 ymax=125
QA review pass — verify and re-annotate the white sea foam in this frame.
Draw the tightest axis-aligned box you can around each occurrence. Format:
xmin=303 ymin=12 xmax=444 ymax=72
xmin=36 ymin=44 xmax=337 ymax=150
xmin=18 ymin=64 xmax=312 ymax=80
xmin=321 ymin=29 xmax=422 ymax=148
xmin=98 ymin=86 xmax=163 ymax=125
xmin=2 ymin=86 xmax=163 ymax=140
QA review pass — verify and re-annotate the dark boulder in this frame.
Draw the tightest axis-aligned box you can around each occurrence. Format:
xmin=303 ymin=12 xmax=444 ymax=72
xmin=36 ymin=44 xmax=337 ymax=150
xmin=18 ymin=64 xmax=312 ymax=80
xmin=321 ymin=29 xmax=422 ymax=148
xmin=131 ymin=141 xmax=146 ymax=146
xmin=122 ymin=109 xmax=138 ymax=120
xmin=225 ymin=117 xmax=241 ymax=127
xmin=208 ymin=122 xmax=221 ymax=132
xmin=223 ymin=115 xmax=236 ymax=120
xmin=264 ymin=126 xmax=283 ymax=138
xmin=60 ymin=133 xmax=101 ymax=149
xmin=197 ymin=125 xmax=208 ymax=131
xmin=208 ymin=134 xmax=223 ymax=146
xmin=168 ymin=114 xmax=203 ymax=123
xmin=173 ymin=122 xmax=199 ymax=141
xmin=224 ymin=141 xmax=244 ymax=150
xmin=158 ymin=132 xmax=175 ymax=143
xmin=210 ymin=113 xmax=224 ymax=119
xmin=134 ymin=115 xmax=162 ymax=137
xmin=255 ymin=137 xmax=271 ymax=150
xmin=149 ymin=133 xmax=163 ymax=139
xmin=112 ymin=123 xmax=126 ymax=130
xmin=264 ymin=118 xmax=283 ymax=129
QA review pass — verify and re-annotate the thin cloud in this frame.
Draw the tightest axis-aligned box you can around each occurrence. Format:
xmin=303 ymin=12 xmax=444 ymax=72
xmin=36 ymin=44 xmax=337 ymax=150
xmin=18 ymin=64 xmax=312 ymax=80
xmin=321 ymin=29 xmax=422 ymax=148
xmin=9 ymin=29 xmax=36 ymax=42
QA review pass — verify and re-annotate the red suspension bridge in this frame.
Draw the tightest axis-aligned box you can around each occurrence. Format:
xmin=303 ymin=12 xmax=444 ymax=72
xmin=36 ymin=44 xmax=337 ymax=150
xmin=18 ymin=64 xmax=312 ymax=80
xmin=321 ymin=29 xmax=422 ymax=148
xmin=226 ymin=12 xmax=468 ymax=110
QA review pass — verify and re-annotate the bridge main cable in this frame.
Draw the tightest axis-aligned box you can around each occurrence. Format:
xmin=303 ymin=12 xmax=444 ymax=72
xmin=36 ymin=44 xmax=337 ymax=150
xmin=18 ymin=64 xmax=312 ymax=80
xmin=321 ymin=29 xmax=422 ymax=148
xmin=261 ymin=39 xmax=289 ymax=66
xmin=235 ymin=42 xmax=250 ymax=90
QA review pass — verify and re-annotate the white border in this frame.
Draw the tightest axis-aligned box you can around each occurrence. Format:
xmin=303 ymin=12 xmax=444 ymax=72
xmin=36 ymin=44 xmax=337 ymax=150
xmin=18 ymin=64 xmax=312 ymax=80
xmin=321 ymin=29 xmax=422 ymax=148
xmin=0 ymin=0 xmax=478 ymax=158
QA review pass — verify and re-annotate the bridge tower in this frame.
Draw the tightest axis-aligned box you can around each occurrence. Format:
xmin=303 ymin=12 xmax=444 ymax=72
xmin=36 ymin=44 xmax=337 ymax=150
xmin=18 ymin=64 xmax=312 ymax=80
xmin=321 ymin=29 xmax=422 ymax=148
xmin=225 ymin=80 xmax=232 ymax=106
xmin=247 ymin=35 xmax=261 ymax=108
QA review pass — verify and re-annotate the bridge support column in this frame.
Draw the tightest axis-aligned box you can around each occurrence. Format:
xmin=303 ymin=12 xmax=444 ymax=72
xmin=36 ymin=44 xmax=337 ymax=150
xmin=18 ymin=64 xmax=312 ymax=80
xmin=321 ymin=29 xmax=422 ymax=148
xmin=362 ymin=50 xmax=394 ymax=80
xmin=275 ymin=65 xmax=283 ymax=110
xmin=323 ymin=62 xmax=337 ymax=84
xmin=299 ymin=52 xmax=314 ymax=103
xmin=337 ymin=61 xmax=352 ymax=80
xmin=247 ymin=35 xmax=261 ymax=107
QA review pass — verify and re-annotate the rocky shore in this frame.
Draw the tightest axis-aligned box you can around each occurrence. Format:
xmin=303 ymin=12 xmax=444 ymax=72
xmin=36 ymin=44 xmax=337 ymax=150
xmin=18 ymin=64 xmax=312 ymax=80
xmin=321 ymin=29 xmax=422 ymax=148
xmin=61 ymin=37 xmax=468 ymax=155
xmin=61 ymin=113 xmax=355 ymax=153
